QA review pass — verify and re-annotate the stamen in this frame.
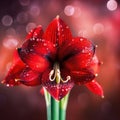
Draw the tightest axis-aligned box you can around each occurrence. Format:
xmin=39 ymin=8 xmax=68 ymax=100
xmin=15 ymin=79 xmax=20 ymax=82
xmin=49 ymin=63 xmax=71 ymax=83
xmin=49 ymin=70 xmax=56 ymax=81
xmin=61 ymin=76 xmax=71 ymax=83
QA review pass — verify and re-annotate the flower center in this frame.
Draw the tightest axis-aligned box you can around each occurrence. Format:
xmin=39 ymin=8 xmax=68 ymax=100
xmin=49 ymin=63 xmax=71 ymax=84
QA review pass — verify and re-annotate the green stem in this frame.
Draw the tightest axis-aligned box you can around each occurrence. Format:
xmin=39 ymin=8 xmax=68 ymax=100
xmin=51 ymin=96 xmax=59 ymax=120
xmin=44 ymin=88 xmax=51 ymax=120
xmin=44 ymin=88 xmax=69 ymax=120
xmin=59 ymin=93 xmax=69 ymax=120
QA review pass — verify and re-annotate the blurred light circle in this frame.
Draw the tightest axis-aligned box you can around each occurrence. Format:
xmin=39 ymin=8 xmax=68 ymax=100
xmin=93 ymin=23 xmax=104 ymax=35
xmin=78 ymin=30 xmax=88 ymax=37
xmin=73 ymin=7 xmax=81 ymax=18
xmin=107 ymin=0 xmax=117 ymax=11
xmin=3 ymin=36 xmax=19 ymax=49
xmin=16 ymin=12 xmax=28 ymax=24
xmin=64 ymin=5 xmax=75 ymax=16
xmin=1 ymin=15 xmax=13 ymax=26
xmin=19 ymin=0 xmax=30 ymax=6
xmin=6 ymin=28 xmax=16 ymax=35
xmin=6 ymin=62 xmax=12 ymax=71
xmin=29 ymin=5 xmax=40 ymax=17
xmin=26 ymin=22 xmax=36 ymax=33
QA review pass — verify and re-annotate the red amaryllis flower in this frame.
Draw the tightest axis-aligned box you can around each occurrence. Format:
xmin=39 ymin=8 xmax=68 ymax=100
xmin=3 ymin=16 xmax=104 ymax=100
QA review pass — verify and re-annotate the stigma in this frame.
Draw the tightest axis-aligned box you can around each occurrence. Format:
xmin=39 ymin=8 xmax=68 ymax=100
xmin=49 ymin=63 xmax=71 ymax=84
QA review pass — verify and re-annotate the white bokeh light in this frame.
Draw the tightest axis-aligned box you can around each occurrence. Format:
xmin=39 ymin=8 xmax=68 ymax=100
xmin=26 ymin=22 xmax=36 ymax=33
xmin=64 ymin=5 xmax=75 ymax=16
xmin=16 ymin=12 xmax=28 ymax=24
xmin=3 ymin=36 xmax=19 ymax=49
xmin=29 ymin=5 xmax=40 ymax=17
xmin=107 ymin=0 xmax=118 ymax=11
xmin=6 ymin=28 xmax=16 ymax=35
xmin=93 ymin=23 xmax=104 ymax=35
xmin=1 ymin=15 xmax=13 ymax=26
xmin=19 ymin=0 xmax=30 ymax=6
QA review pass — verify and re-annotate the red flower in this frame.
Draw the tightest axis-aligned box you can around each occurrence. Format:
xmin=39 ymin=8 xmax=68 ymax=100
xmin=3 ymin=16 xmax=104 ymax=100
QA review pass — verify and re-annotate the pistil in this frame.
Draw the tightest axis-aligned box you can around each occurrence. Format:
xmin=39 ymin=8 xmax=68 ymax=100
xmin=49 ymin=63 xmax=71 ymax=84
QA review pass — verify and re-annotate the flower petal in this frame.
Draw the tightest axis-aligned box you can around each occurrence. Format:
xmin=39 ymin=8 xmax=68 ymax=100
xmin=70 ymin=69 xmax=95 ymax=85
xmin=90 ymin=55 xmax=100 ymax=74
xmin=85 ymin=80 xmax=104 ymax=97
xmin=59 ymin=37 xmax=95 ymax=61
xmin=42 ymin=69 xmax=74 ymax=100
xmin=26 ymin=25 xmax=43 ymax=40
xmin=20 ymin=67 xmax=41 ymax=86
xmin=18 ymin=48 xmax=50 ymax=72
xmin=63 ymin=53 xmax=94 ymax=71
xmin=3 ymin=50 xmax=25 ymax=86
xmin=21 ymin=37 xmax=56 ymax=61
xmin=43 ymin=16 xmax=72 ymax=46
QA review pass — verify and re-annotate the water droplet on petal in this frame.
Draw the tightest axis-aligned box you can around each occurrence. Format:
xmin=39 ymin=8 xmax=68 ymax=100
xmin=43 ymin=43 xmax=47 ymax=46
xmin=6 ymin=84 xmax=10 ymax=87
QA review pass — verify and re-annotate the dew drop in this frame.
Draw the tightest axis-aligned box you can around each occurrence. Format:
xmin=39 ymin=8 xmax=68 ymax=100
xmin=95 ymin=45 xmax=98 ymax=48
xmin=66 ymin=26 xmax=69 ymax=29
xmin=95 ymin=73 xmax=98 ymax=77
xmin=43 ymin=43 xmax=47 ymax=46
xmin=6 ymin=84 xmax=10 ymax=87
xmin=26 ymin=73 xmax=29 ymax=76
xmin=30 ymin=49 xmax=33 ymax=52
xmin=36 ymin=38 xmax=40 ymax=41
xmin=53 ymin=43 xmax=57 ymax=47
xmin=32 ymin=37 xmax=35 ymax=41
xmin=62 ymin=89 xmax=64 ymax=92
xmin=80 ymin=38 xmax=83 ymax=41
xmin=72 ymin=39 xmax=74 ymax=42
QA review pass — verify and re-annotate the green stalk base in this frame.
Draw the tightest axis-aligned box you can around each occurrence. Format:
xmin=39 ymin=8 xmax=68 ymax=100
xmin=44 ymin=88 xmax=69 ymax=120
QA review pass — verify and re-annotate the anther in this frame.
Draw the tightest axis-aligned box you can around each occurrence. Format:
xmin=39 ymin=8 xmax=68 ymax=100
xmin=61 ymin=76 xmax=71 ymax=83
xmin=49 ymin=63 xmax=71 ymax=83
xmin=49 ymin=70 xmax=56 ymax=81
xmin=15 ymin=79 xmax=20 ymax=82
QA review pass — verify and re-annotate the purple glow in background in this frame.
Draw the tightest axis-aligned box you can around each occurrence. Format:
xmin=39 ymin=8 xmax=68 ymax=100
xmin=0 ymin=0 xmax=120 ymax=120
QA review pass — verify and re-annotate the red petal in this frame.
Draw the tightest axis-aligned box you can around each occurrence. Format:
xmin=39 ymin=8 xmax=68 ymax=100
xmin=4 ymin=50 xmax=25 ymax=86
xmin=26 ymin=25 xmax=43 ymax=40
xmin=90 ymin=55 xmax=100 ymax=73
xmin=59 ymin=37 xmax=95 ymax=61
xmin=40 ymin=87 xmax=44 ymax=95
xmin=85 ymin=80 xmax=104 ymax=97
xmin=18 ymin=48 xmax=50 ymax=72
xmin=63 ymin=53 xmax=94 ymax=71
xmin=21 ymin=38 xmax=56 ymax=61
xmin=20 ymin=67 xmax=41 ymax=86
xmin=70 ymin=69 xmax=95 ymax=85
xmin=60 ymin=37 xmax=95 ymax=85
xmin=43 ymin=16 xmax=72 ymax=46
xmin=42 ymin=69 xmax=74 ymax=100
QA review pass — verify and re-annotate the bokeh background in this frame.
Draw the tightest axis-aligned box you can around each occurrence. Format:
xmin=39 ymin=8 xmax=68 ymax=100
xmin=0 ymin=0 xmax=120 ymax=120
